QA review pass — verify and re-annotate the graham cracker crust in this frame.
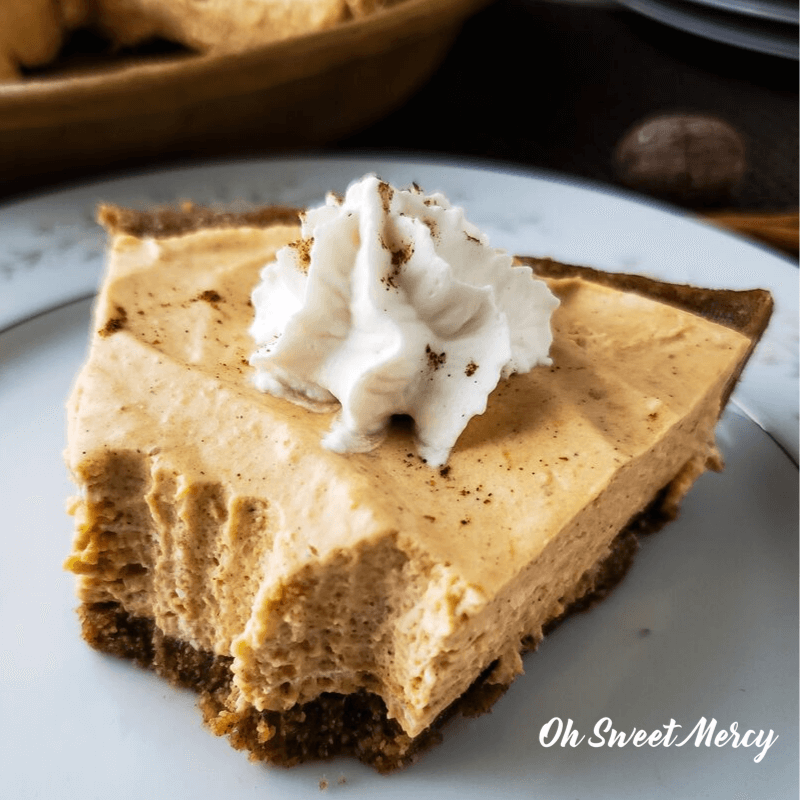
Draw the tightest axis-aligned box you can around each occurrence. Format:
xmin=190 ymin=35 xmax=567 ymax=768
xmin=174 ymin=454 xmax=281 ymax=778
xmin=97 ymin=203 xmax=301 ymax=238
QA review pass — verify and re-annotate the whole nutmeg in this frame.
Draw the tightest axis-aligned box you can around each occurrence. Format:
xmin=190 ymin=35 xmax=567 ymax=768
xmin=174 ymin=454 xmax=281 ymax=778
xmin=614 ymin=114 xmax=746 ymax=205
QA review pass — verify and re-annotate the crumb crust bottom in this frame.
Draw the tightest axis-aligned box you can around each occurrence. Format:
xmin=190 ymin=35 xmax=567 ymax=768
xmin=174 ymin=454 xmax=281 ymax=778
xmin=76 ymin=488 xmax=673 ymax=773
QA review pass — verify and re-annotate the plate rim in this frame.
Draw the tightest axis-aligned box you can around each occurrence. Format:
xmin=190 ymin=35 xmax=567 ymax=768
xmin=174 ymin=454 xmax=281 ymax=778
xmin=676 ymin=0 xmax=799 ymax=24
xmin=3 ymin=148 xmax=799 ymax=259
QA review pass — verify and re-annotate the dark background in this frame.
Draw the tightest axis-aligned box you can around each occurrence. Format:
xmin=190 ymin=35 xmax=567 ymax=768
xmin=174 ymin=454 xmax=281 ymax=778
xmin=339 ymin=0 xmax=798 ymax=212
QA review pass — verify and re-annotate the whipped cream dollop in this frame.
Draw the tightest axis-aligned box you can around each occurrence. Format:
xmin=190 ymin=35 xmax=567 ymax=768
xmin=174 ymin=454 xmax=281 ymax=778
xmin=249 ymin=174 xmax=559 ymax=467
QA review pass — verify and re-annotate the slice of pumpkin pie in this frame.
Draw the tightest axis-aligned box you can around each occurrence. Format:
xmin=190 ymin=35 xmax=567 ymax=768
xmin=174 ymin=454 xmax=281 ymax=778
xmin=64 ymin=178 xmax=772 ymax=772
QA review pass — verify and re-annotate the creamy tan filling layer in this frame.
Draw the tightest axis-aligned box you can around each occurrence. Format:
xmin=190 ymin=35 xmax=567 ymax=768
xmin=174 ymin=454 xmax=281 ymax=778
xmin=66 ymin=225 xmax=751 ymax=737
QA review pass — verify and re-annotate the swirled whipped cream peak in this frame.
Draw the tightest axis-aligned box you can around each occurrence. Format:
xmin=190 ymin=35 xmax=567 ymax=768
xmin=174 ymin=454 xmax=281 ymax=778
xmin=249 ymin=174 xmax=559 ymax=467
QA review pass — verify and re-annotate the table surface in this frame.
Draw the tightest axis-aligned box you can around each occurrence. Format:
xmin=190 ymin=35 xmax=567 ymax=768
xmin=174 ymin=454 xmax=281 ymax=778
xmin=2 ymin=0 xmax=797 ymax=215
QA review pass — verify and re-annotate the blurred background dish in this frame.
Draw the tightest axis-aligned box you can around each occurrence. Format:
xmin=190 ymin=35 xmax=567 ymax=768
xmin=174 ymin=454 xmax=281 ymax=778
xmin=614 ymin=0 xmax=798 ymax=58
xmin=679 ymin=0 xmax=799 ymax=25
xmin=0 ymin=0 xmax=491 ymax=190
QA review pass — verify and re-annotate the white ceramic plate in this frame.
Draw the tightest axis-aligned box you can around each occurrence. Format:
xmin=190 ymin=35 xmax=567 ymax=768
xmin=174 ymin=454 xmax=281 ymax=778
xmin=1 ymin=156 xmax=797 ymax=799
xmin=616 ymin=0 xmax=799 ymax=58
